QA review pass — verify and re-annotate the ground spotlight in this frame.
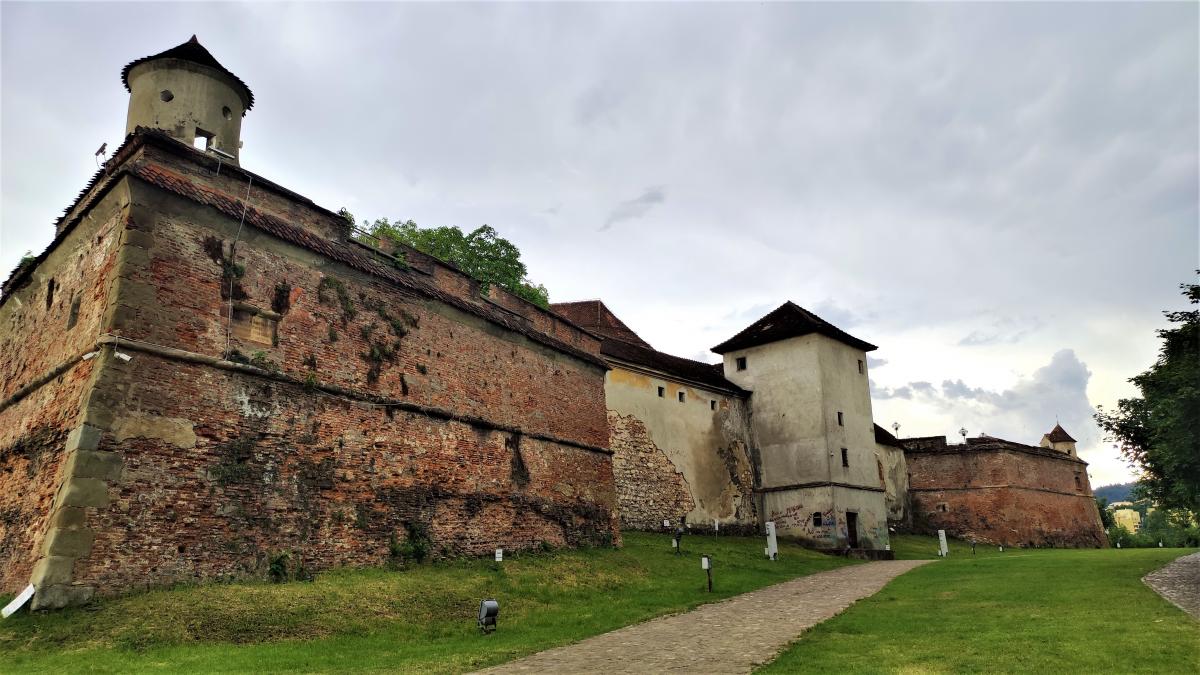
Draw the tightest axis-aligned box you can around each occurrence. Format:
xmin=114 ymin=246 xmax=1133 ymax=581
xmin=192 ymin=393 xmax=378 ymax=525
xmin=478 ymin=599 xmax=499 ymax=633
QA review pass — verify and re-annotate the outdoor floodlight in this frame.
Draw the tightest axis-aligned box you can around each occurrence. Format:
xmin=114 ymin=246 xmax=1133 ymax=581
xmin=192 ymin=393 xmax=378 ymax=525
xmin=478 ymin=599 xmax=499 ymax=633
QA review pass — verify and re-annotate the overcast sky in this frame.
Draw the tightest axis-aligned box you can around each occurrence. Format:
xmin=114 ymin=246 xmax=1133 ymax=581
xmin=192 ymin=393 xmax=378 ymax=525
xmin=2 ymin=2 xmax=1196 ymax=487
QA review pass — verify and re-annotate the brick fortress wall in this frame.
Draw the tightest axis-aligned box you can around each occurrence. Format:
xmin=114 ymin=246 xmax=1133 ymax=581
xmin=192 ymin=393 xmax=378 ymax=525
xmin=0 ymin=135 xmax=619 ymax=604
xmin=905 ymin=442 xmax=1106 ymax=548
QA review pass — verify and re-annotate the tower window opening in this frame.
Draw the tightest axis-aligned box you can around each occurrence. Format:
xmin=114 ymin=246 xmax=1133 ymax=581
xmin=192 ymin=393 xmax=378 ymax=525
xmin=837 ymin=411 xmax=844 ymax=426
xmin=657 ymin=386 xmax=665 ymax=398
xmin=858 ymin=359 xmax=864 ymax=374
xmin=678 ymin=391 xmax=686 ymax=403
xmin=222 ymin=106 xmax=233 ymax=120
xmin=160 ymin=89 xmax=174 ymax=102
xmin=736 ymin=356 xmax=747 ymax=371
xmin=194 ymin=128 xmax=214 ymax=150
xmin=841 ymin=448 xmax=849 ymax=468
xmin=45 ymin=278 xmax=55 ymax=310
xmin=710 ymin=400 xmax=717 ymax=411
xmin=813 ymin=512 xmax=823 ymax=527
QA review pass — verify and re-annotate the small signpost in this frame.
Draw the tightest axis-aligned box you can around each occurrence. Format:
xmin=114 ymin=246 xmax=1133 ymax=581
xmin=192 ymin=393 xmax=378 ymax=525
xmin=937 ymin=530 xmax=949 ymax=557
xmin=765 ymin=521 xmax=778 ymax=560
xmin=701 ymin=554 xmax=713 ymax=592
xmin=494 ymin=548 xmax=503 ymax=562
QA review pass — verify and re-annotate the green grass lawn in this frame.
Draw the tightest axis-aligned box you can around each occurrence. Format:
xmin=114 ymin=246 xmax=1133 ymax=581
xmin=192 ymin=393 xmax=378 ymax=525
xmin=0 ymin=531 xmax=853 ymax=673
xmin=761 ymin=535 xmax=1200 ymax=674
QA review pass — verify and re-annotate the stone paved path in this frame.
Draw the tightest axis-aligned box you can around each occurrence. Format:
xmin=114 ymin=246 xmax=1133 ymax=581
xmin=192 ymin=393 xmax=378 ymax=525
xmin=480 ymin=559 xmax=930 ymax=674
xmin=1144 ymin=551 xmax=1200 ymax=620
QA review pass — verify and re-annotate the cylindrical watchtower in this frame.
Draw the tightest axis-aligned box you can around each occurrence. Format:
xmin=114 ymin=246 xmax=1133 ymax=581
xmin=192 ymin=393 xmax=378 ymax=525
xmin=122 ymin=35 xmax=254 ymax=164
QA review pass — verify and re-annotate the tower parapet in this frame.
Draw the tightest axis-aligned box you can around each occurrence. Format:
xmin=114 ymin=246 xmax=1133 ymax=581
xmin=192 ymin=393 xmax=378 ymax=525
xmin=122 ymin=36 xmax=253 ymax=164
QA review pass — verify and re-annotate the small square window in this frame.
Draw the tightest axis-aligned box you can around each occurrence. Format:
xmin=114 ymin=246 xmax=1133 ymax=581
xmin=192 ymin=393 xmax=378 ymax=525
xmin=813 ymin=512 xmax=823 ymax=527
xmin=657 ymin=386 xmax=665 ymax=398
xmin=858 ymin=359 xmax=864 ymax=374
xmin=837 ymin=411 xmax=844 ymax=426
xmin=735 ymin=356 xmax=747 ymax=371
xmin=841 ymin=448 xmax=849 ymax=468
xmin=678 ymin=391 xmax=686 ymax=403
xmin=710 ymin=400 xmax=717 ymax=411
xmin=193 ymin=128 xmax=214 ymax=150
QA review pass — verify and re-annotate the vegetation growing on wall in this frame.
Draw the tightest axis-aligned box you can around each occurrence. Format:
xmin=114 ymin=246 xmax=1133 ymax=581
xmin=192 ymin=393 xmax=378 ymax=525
xmin=317 ymin=276 xmax=356 ymax=323
xmin=345 ymin=212 xmax=550 ymax=308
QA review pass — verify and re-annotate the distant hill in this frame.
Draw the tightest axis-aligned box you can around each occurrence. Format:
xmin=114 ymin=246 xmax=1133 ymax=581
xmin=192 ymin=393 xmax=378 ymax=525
xmin=1094 ymin=482 xmax=1136 ymax=503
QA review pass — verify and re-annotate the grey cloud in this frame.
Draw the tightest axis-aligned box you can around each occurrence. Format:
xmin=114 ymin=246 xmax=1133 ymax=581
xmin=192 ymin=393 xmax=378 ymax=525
xmin=870 ymin=380 xmax=912 ymax=400
xmin=883 ymin=349 xmax=1097 ymax=448
xmin=2 ymin=4 xmax=1192 ymax=485
xmin=600 ymin=187 xmax=666 ymax=231
xmin=910 ymin=381 xmax=935 ymax=394
xmin=867 ymin=356 xmax=888 ymax=368
xmin=958 ymin=316 xmax=1043 ymax=347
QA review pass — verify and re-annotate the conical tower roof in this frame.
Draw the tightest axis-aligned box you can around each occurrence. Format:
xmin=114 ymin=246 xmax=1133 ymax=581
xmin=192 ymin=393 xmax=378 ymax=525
xmin=1045 ymin=423 xmax=1076 ymax=443
xmin=121 ymin=35 xmax=253 ymax=111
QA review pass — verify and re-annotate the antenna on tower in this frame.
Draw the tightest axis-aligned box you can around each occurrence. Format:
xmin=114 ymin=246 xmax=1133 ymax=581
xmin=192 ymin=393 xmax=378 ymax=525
xmin=94 ymin=142 xmax=108 ymax=169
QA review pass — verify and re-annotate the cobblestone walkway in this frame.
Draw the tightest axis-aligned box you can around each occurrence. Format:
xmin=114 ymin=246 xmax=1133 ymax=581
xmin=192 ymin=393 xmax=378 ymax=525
xmin=480 ymin=559 xmax=931 ymax=674
xmin=1144 ymin=551 xmax=1200 ymax=620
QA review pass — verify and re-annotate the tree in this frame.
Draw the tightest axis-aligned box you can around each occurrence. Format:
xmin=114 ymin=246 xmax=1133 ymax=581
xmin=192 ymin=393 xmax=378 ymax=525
xmin=1095 ymin=276 xmax=1200 ymax=517
xmin=357 ymin=216 xmax=550 ymax=308
xmin=1095 ymin=497 xmax=1115 ymax=530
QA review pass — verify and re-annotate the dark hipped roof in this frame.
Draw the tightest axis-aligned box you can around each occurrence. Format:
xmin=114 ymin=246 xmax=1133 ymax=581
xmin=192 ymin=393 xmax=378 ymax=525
xmin=1045 ymin=424 xmax=1077 ymax=443
xmin=121 ymin=35 xmax=254 ymax=111
xmin=600 ymin=338 xmax=746 ymax=395
xmin=550 ymin=300 xmax=652 ymax=349
xmin=874 ymin=424 xmax=903 ymax=448
xmin=550 ymin=299 xmax=745 ymax=394
xmin=712 ymin=301 xmax=877 ymax=354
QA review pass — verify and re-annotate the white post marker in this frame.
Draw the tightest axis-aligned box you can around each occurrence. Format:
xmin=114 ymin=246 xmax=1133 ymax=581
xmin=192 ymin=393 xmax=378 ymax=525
xmin=663 ymin=519 xmax=671 ymax=528
xmin=2 ymin=584 xmax=34 ymax=619
xmin=937 ymin=530 xmax=949 ymax=557
xmin=765 ymin=521 xmax=779 ymax=560
xmin=494 ymin=548 xmax=503 ymax=562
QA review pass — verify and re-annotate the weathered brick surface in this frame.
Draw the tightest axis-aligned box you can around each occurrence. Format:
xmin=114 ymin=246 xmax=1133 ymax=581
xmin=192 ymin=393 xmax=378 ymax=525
xmin=0 ymin=201 xmax=125 ymax=594
xmin=906 ymin=447 xmax=1106 ymax=547
xmin=76 ymin=354 xmax=616 ymax=590
xmin=608 ymin=412 xmax=696 ymax=531
xmin=0 ymin=136 xmax=618 ymax=600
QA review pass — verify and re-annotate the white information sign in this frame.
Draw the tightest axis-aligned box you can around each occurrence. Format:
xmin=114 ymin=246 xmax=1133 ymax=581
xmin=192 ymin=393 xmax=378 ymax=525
xmin=701 ymin=556 xmax=710 ymax=570
xmin=765 ymin=521 xmax=779 ymax=560
xmin=2 ymin=584 xmax=34 ymax=618
xmin=495 ymin=548 xmax=503 ymax=562
xmin=937 ymin=530 xmax=949 ymax=557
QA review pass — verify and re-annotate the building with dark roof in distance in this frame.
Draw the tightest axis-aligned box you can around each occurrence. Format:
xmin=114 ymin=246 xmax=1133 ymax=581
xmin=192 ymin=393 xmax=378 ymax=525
xmin=554 ymin=299 xmax=894 ymax=551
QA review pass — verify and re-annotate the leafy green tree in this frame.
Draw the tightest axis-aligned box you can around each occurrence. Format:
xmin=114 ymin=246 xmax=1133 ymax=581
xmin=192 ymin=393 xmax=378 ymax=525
xmin=357 ymin=216 xmax=550 ymax=308
xmin=1096 ymin=276 xmax=1200 ymax=517
xmin=1095 ymin=497 xmax=1115 ymax=530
